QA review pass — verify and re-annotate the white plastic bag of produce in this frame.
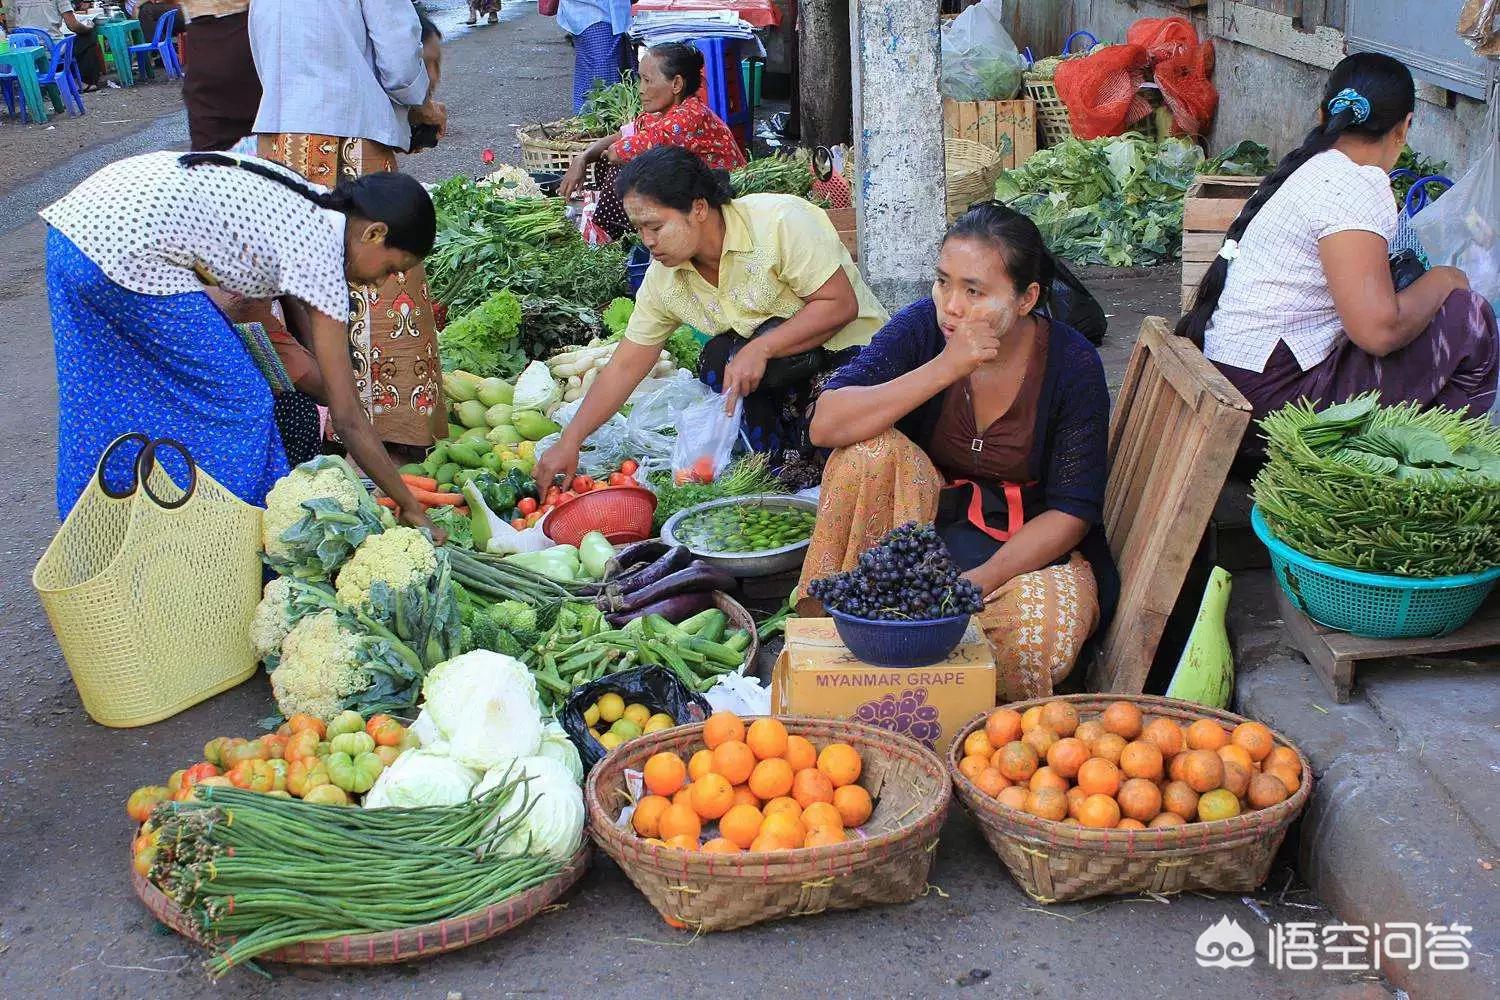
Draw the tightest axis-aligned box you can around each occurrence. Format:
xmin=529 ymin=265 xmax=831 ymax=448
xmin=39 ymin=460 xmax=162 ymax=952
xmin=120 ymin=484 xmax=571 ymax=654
xmin=1412 ymin=107 xmax=1500 ymax=306
xmin=704 ymin=672 xmax=771 ymax=715
xmin=941 ymin=0 xmax=1025 ymax=101
xmin=672 ymin=394 xmax=743 ymax=485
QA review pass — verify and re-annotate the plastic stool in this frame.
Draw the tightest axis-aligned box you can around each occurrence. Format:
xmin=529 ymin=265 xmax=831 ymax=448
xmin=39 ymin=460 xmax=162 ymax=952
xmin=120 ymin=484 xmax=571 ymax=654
xmin=740 ymin=58 xmax=764 ymax=109
xmin=690 ymin=37 xmax=751 ymax=146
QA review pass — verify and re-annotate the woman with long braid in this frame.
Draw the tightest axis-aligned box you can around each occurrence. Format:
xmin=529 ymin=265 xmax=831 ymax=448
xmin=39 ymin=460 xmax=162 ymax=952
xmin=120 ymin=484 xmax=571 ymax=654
xmin=1179 ymin=53 xmax=1496 ymax=445
xmin=40 ymin=150 xmax=441 ymax=537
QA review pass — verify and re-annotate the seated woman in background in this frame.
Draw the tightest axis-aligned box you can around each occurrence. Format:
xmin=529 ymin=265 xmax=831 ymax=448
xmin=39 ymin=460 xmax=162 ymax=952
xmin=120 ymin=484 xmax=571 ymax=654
xmin=560 ymin=42 xmax=746 ymax=240
xmin=798 ymin=204 xmax=1118 ymax=702
xmin=1180 ymin=52 xmax=1496 ymax=440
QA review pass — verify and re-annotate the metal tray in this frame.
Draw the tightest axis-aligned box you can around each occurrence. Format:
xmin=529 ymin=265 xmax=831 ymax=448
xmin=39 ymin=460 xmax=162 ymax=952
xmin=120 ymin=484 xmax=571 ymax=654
xmin=660 ymin=494 xmax=818 ymax=578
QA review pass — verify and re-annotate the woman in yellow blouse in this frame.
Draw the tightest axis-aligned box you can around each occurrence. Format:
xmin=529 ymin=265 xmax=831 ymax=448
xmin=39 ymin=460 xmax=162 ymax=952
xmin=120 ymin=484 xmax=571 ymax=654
xmin=534 ymin=146 xmax=889 ymax=488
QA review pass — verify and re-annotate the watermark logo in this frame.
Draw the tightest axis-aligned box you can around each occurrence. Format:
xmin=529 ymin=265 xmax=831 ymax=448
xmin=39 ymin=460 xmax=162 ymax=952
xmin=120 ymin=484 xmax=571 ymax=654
xmin=1195 ymin=917 xmax=1257 ymax=969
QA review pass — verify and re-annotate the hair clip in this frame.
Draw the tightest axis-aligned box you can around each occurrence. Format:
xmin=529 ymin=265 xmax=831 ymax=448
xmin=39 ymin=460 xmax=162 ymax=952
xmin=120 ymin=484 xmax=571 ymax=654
xmin=1217 ymin=239 xmax=1240 ymax=262
xmin=1326 ymin=88 xmax=1371 ymax=125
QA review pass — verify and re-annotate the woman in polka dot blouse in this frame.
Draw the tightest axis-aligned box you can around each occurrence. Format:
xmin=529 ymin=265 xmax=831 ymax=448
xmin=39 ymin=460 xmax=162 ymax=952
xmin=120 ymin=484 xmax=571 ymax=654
xmin=39 ymin=150 xmax=443 ymax=538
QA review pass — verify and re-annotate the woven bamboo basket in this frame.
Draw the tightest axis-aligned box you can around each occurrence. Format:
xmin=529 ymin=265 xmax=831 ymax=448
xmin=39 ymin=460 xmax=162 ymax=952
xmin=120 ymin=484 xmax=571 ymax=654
xmin=132 ymin=845 xmax=590 ymax=966
xmin=948 ymin=694 xmax=1313 ymax=904
xmin=713 ymin=591 xmax=759 ymax=674
xmin=587 ymin=716 xmax=950 ymax=932
xmin=1024 ymin=76 xmax=1073 ymax=148
xmin=944 ymin=138 xmax=1004 ymax=222
xmin=517 ymin=122 xmax=599 ymax=182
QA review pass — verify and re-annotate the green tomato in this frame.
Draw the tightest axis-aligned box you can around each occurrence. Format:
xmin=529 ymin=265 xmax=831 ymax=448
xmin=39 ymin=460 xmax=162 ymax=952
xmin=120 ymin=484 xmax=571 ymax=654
xmin=324 ymin=751 xmax=383 ymax=794
xmin=329 ymin=731 xmax=375 ymax=757
xmin=326 ymin=710 xmax=365 ymax=739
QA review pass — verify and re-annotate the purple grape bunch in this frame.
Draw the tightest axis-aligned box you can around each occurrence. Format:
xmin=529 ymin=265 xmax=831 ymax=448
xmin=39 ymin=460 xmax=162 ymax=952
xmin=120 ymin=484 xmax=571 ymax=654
xmin=808 ymin=522 xmax=983 ymax=621
xmin=853 ymin=688 xmax=942 ymax=747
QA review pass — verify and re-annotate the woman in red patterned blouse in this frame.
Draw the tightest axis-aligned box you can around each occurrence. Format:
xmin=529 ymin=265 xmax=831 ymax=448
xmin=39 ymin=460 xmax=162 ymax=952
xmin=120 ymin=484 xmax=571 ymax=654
xmin=561 ymin=42 xmax=747 ymax=238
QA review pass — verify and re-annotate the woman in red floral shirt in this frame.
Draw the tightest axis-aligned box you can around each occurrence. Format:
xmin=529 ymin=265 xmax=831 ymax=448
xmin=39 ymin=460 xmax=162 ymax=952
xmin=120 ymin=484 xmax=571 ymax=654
xmin=561 ymin=42 xmax=747 ymax=238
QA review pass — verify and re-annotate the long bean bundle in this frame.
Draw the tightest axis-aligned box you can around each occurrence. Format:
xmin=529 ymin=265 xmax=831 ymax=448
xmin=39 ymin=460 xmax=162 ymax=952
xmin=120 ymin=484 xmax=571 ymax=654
xmin=447 ymin=548 xmax=586 ymax=605
xmin=149 ymin=780 xmax=561 ymax=977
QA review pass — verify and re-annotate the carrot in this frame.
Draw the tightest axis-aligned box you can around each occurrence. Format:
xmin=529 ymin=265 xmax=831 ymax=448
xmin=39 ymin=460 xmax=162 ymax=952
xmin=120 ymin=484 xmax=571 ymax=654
xmin=375 ymin=496 xmax=398 ymax=510
xmin=375 ymin=495 xmax=468 ymax=516
xmin=400 ymin=473 xmax=440 ymax=491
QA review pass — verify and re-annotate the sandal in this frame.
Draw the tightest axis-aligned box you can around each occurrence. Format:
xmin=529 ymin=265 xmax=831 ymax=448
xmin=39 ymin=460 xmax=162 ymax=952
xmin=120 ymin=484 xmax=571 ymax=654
xmin=488 ymin=13 xmax=499 ymax=23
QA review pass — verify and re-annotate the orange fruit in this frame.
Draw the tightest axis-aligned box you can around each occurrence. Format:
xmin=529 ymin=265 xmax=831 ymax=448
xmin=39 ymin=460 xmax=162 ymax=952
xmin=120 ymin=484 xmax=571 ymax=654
xmin=1119 ymin=741 xmax=1164 ymax=781
xmin=1140 ymin=718 xmax=1185 ymax=759
xmin=1020 ymin=705 xmax=1044 ymax=733
xmin=1248 ymin=773 xmax=1290 ymax=809
xmin=1117 ymin=778 xmax=1162 ymax=823
xmin=1231 ymin=721 xmax=1274 ymax=762
xmin=710 ymin=740 xmax=755 ymax=785
xmin=1217 ymin=744 xmax=1254 ymax=771
xmin=1161 ymin=781 xmax=1199 ymax=822
xmin=1073 ymin=720 xmax=1106 ymax=749
xmin=817 ymin=743 xmax=862 ymax=788
xmin=1197 ymin=788 xmax=1241 ymax=822
xmin=963 ymin=729 xmax=995 ymax=760
xmin=688 ymin=749 xmax=715 ymax=781
xmin=1046 ymin=737 xmax=1091 ymax=779
xmin=701 ymin=837 xmax=741 ymax=854
xmin=1265 ymin=746 xmax=1300 ymax=773
xmin=689 ymin=773 xmax=734 ymax=820
xmin=1116 ymin=817 xmax=1147 ymax=830
xmin=1167 ymin=753 xmax=1189 ymax=783
xmin=748 ymin=757 xmax=794 ymax=801
xmin=985 ymin=708 xmax=1024 ymax=747
xmin=631 ymin=794 xmax=672 ymax=838
xmin=672 ymin=785 xmax=693 ymax=808
xmin=996 ymin=741 xmax=1039 ymax=783
xmin=833 ymin=784 xmax=873 ymax=826
xmin=658 ymin=801 xmax=702 ymax=842
xmin=792 ymin=767 xmax=836 ymax=809
xmin=974 ymin=767 xmax=1009 ymax=798
xmin=1264 ymin=763 xmax=1302 ymax=795
xmin=1221 ymin=760 xmax=1251 ymax=799
xmin=763 ymin=796 xmax=801 ymax=819
xmin=1148 ymin=812 xmax=1185 ymax=829
xmin=804 ymin=826 xmax=847 ymax=848
xmin=1100 ymin=701 xmax=1144 ymax=740
xmin=1077 ymin=793 xmax=1121 ymax=829
xmin=703 ymin=711 xmax=745 ymax=749
xmin=1076 ymin=757 xmax=1122 ymax=798
xmin=760 ymin=811 xmax=806 ymax=848
xmin=1186 ymin=719 xmax=1230 ymax=751
xmin=801 ymin=801 xmax=843 ymax=832
xmin=746 ymin=718 xmax=789 ymax=761
xmin=1066 ymin=785 xmax=1087 ymax=819
xmin=731 ymin=784 xmax=760 ymax=809
xmin=1023 ymin=787 xmax=1068 ymax=822
xmin=665 ymin=833 xmax=699 ymax=851
xmin=643 ymin=752 xmax=687 ymax=798
xmin=1180 ymin=750 xmax=1225 ymax=794
xmin=996 ymin=786 xmax=1029 ymax=810
xmin=720 ymin=803 xmax=764 ymax=849
xmin=1091 ymin=733 xmax=1127 ymax=765
xmin=958 ymin=754 xmax=989 ymax=783
xmin=1021 ymin=727 xmax=1059 ymax=759
xmin=1028 ymin=766 xmax=1068 ymax=793
xmin=784 ymin=735 xmax=817 ymax=772
xmin=749 ymin=832 xmax=792 ymax=852
xmin=1039 ymin=701 xmax=1080 ymax=737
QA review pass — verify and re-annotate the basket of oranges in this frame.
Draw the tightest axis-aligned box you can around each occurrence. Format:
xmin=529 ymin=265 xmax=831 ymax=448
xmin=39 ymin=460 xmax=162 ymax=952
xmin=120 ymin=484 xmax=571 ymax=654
xmin=947 ymin=694 xmax=1312 ymax=904
xmin=585 ymin=712 xmax=951 ymax=932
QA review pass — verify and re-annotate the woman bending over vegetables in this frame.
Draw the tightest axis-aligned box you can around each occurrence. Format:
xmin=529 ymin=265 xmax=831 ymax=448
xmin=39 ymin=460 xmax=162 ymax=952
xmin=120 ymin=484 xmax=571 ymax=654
xmin=42 ymin=150 xmax=440 ymax=537
xmin=797 ymin=204 xmax=1118 ymax=701
xmin=560 ymin=42 xmax=746 ymax=239
xmin=534 ymin=146 xmax=890 ymax=491
xmin=1181 ymin=52 xmax=1496 ymax=441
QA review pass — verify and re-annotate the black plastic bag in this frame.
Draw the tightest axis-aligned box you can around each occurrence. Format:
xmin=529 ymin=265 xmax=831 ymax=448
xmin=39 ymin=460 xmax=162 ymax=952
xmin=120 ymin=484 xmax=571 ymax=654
xmin=1047 ymin=259 xmax=1108 ymax=345
xmin=560 ymin=665 xmax=713 ymax=773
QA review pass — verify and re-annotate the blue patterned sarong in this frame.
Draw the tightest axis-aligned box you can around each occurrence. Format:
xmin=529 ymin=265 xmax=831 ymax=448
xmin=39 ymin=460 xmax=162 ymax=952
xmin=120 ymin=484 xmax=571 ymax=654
xmin=46 ymin=227 xmax=289 ymax=517
xmin=572 ymin=21 xmax=627 ymax=112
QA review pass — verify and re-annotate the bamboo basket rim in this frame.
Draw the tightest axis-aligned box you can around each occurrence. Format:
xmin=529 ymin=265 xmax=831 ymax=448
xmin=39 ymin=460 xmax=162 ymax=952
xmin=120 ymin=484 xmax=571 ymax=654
xmin=948 ymin=694 xmax=1313 ymax=852
xmin=516 ymin=121 xmax=604 ymax=153
xmin=132 ymin=844 xmax=590 ymax=966
xmin=587 ymin=716 xmax=951 ymax=875
xmin=712 ymin=590 xmax=759 ymax=676
xmin=945 ymin=136 xmax=1004 ymax=173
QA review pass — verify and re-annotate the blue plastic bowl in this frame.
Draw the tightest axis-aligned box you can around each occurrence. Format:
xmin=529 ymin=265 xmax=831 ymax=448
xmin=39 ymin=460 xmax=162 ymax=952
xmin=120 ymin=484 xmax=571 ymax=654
xmin=826 ymin=609 xmax=972 ymax=667
xmin=1251 ymin=506 xmax=1500 ymax=639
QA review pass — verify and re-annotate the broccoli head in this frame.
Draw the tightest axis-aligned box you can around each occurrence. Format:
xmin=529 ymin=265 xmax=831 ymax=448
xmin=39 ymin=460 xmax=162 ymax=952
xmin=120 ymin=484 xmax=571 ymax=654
xmin=489 ymin=600 xmax=539 ymax=646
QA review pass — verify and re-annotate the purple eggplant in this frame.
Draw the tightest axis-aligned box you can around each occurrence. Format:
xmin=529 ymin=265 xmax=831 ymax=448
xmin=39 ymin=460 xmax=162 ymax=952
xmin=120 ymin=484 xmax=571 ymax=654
xmin=606 ymin=590 xmax=715 ymax=627
xmin=594 ymin=546 xmax=694 ymax=608
xmin=611 ymin=560 xmax=736 ymax=615
xmin=604 ymin=539 xmax=670 ymax=579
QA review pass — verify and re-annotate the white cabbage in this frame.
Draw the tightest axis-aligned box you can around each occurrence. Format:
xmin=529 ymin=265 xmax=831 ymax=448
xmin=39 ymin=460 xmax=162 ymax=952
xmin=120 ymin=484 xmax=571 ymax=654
xmin=474 ymin=756 xmax=584 ymax=862
xmin=421 ymin=651 xmax=543 ymax=771
xmin=362 ymin=749 xmax=480 ymax=809
xmin=536 ymin=719 xmax=584 ymax=785
xmin=512 ymin=360 xmax=562 ymax=412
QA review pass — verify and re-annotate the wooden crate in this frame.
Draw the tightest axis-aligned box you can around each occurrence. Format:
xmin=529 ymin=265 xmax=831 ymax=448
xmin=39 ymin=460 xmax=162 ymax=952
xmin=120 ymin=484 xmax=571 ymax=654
xmin=942 ymin=98 xmax=1037 ymax=170
xmin=825 ymin=207 xmax=858 ymax=261
xmin=1180 ymin=174 xmax=1261 ymax=310
xmin=1090 ymin=317 xmax=1253 ymax=695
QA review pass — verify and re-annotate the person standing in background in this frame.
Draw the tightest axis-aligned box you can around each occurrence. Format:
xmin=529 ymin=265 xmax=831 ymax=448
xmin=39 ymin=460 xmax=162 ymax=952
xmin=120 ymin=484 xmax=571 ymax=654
xmin=177 ymin=1 xmax=261 ymax=151
xmin=557 ymin=0 xmax=630 ymax=112
xmin=466 ymin=0 xmax=499 ymax=26
xmin=249 ymin=0 xmax=449 ymax=461
xmin=136 ymin=0 xmax=183 ymax=40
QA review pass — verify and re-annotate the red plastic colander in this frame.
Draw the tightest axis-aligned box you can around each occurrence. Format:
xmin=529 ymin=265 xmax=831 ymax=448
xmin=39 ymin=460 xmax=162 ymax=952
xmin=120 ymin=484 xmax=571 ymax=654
xmin=541 ymin=486 xmax=658 ymax=547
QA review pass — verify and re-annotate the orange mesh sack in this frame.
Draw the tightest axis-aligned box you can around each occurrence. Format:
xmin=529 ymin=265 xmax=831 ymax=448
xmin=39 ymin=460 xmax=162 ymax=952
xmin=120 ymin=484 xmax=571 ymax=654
xmin=1155 ymin=40 xmax=1218 ymax=138
xmin=1126 ymin=16 xmax=1199 ymax=63
xmin=1053 ymin=44 xmax=1151 ymax=140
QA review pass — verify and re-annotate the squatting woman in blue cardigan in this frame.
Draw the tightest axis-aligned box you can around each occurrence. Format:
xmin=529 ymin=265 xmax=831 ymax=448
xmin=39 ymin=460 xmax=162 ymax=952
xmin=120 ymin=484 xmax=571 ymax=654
xmin=795 ymin=203 xmax=1119 ymax=701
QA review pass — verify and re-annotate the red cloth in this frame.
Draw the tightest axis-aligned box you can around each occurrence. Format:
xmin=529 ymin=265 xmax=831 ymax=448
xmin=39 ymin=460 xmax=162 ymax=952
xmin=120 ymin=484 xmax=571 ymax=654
xmin=628 ymin=0 xmax=781 ymax=28
xmin=611 ymin=95 xmax=748 ymax=168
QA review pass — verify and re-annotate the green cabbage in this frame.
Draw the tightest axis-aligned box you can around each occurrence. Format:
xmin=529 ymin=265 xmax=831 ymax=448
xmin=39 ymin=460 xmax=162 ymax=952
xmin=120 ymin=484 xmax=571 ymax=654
xmin=475 ymin=756 xmax=584 ymax=862
xmin=421 ymin=650 xmax=542 ymax=770
xmin=512 ymin=359 xmax=562 ymax=413
xmin=536 ymin=719 xmax=583 ymax=785
xmin=362 ymin=749 xmax=481 ymax=809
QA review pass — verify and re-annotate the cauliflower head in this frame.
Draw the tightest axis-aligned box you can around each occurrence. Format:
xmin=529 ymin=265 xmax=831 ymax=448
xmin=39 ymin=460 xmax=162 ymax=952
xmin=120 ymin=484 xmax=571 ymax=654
xmin=262 ymin=457 xmax=369 ymax=561
xmin=250 ymin=577 xmax=297 ymax=663
xmin=270 ymin=610 xmax=372 ymax=720
xmin=334 ymin=526 xmax=438 ymax=608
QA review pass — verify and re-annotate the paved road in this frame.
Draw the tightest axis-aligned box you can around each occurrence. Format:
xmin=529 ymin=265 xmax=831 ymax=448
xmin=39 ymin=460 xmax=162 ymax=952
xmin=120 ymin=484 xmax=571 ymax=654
xmin=0 ymin=9 xmax=1394 ymax=998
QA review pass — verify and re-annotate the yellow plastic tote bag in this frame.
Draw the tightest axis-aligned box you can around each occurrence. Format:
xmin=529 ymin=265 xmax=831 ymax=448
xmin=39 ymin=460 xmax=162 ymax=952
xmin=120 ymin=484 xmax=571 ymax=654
xmin=32 ymin=435 xmax=263 ymax=727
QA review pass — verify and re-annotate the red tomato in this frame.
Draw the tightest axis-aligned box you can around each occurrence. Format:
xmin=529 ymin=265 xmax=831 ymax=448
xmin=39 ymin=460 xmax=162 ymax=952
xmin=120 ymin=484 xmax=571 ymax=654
xmin=558 ymin=491 xmax=577 ymax=505
xmin=517 ymin=497 xmax=538 ymax=516
xmin=692 ymin=456 xmax=716 ymax=482
xmin=608 ymin=473 xmax=628 ymax=486
xmin=572 ymin=475 xmax=594 ymax=492
xmin=526 ymin=511 xmax=543 ymax=526
xmin=621 ymin=476 xmax=639 ymax=487
xmin=620 ymin=459 xmax=639 ymax=476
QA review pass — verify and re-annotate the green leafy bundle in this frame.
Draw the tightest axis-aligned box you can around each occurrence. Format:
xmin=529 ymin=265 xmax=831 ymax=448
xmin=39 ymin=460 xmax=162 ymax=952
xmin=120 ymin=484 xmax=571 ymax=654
xmin=437 ymin=288 xmax=524 ymax=378
xmin=1253 ymin=395 xmax=1500 ymax=577
xmin=1392 ymin=145 xmax=1451 ymax=207
xmin=538 ymin=76 xmax=642 ymax=142
xmin=731 ymin=153 xmax=815 ymax=198
xmin=646 ymin=453 xmax=785 ymax=530
xmin=1201 ymin=139 xmax=1273 ymax=177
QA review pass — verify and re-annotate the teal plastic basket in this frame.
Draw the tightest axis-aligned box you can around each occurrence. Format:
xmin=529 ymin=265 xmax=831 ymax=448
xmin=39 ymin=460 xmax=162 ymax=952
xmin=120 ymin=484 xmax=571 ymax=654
xmin=1251 ymin=506 xmax=1500 ymax=639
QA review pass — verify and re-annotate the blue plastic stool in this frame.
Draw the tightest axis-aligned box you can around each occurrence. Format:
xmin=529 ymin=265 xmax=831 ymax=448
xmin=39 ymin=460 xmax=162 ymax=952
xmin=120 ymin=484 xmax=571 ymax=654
xmin=36 ymin=34 xmax=85 ymax=116
xmin=690 ymin=37 xmax=751 ymax=146
xmin=129 ymin=7 xmax=181 ymax=81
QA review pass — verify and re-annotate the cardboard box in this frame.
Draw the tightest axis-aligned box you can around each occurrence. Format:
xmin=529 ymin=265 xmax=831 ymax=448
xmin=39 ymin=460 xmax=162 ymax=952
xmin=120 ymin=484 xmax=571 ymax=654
xmin=771 ymin=618 xmax=996 ymax=756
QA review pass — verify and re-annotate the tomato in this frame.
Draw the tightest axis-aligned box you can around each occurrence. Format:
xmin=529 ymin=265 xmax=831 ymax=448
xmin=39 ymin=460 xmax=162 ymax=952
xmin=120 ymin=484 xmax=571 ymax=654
xmin=559 ymin=491 xmax=577 ymax=505
xmin=286 ymin=713 xmax=327 ymax=739
xmin=166 ymin=769 xmax=186 ymax=795
xmin=621 ymin=476 xmax=639 ymax=487
xmin=203 ymin=737 xmax=230 ymax=767
xmin=606 ymin=472 xmax=626 ymax=487
xmin=572 ymin=475 xmax=594 ymax=493
xmin=692 ymin=456 xmax=716 ymax=482
xmin=674 ymin=470 xmax=692 ymax=486
xmin=518 ymin=497 xmax=538 ymax=516
xmin=132 ymin=844 xmax=158 ymax=877
xmin=620 ymin=459 xmax=639 ymax=476
xmin=260 ymin=734 xmax=288 ymax=760
xmin=287 ymin=758 xmax=330 ymax=798
xmin=366 ymin=714 xmax=405 ymax=747
xmin=228 ymin=759 xmax=276 ymax=793
xmin=374 ymin=745 xmax=402 ymax=767
xmin=222 ymin=738 xmax=267 ymax=767
xmin=526 ymin=511 xmax=543 ymax=527
xmin=126 ymin=786 xmax=171 ymax=824
xmin=284 ymin=729 xmax=319 ymax=764
xmin=275 ymin=722 xmax=293 ymax=738
xmin=266 ymin=758 xmax=288 ymax=791
xmin=184 ymin=762 xmax=221 ymax=784
xmin=511 ymin=518 xmax=527 ymax=530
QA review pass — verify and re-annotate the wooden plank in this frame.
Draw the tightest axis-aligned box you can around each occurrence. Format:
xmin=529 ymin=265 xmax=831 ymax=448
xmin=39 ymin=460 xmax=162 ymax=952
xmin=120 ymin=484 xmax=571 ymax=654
xmin=1275 ymin=586 xmax=1353 ymax=702
xmin=1208 ymin=0 xmax=1347 ymax=71
xmin=1181 ymin=259 xmax=1214 ymax=291
xmin=1182 ymin=231 xmax=1227 ymax=260
xmin=941 ymin=99 xmax=1037 ymax=170
xmin=1182 ymin=176 xmax=1260 ymax=232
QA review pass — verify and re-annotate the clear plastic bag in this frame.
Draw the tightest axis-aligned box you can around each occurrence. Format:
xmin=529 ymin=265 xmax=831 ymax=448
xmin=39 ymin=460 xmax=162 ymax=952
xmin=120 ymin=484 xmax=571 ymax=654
xmin=537 ymin=371 xmax=712 ymax=480
xmin=672 ymin=395 xmax=743 ymax=484
xmin=1412 ymin=133 xmax=1500 ymax=305
xmin=940 ymin=0 xmax=1025 ymax=101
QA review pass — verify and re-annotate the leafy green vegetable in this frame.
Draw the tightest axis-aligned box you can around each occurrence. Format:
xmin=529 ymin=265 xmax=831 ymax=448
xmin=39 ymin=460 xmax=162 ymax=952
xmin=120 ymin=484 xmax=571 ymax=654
xmin=425 ymin=505 xmax=474 ymax=549
xmin=665 ymin=326 xmax=703 ymax=373
xmin=1392 ymin=145 xmax=1451 ymax=207
xmin=647 ymin=453 xmax=785 ymax=530
xmin=1201 ymin=139 xmax=1273 ymax=177
xmin=732 ymin=154 xmax=815 ymax=198
xmin=539 ymin=76 xmax=642 ymax=142
xmin=437 ymin=289 xmax=524 ymax=378
xmin=602 ymin=297 xmax=634 ymax=336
